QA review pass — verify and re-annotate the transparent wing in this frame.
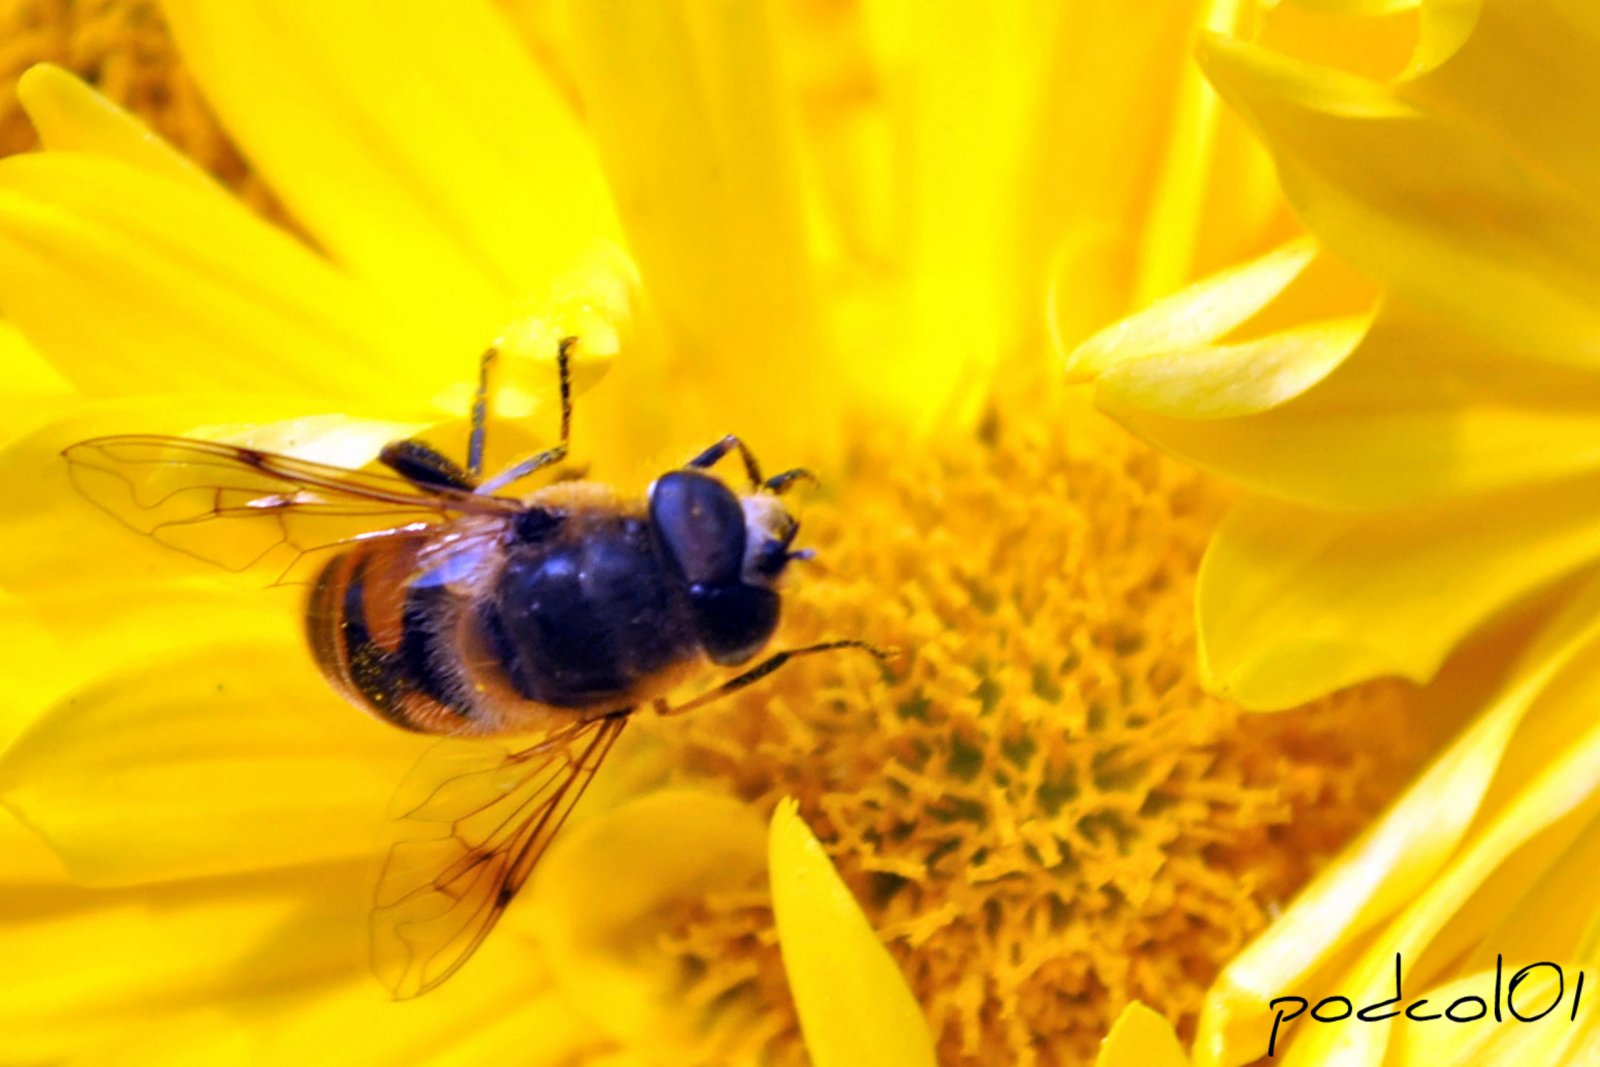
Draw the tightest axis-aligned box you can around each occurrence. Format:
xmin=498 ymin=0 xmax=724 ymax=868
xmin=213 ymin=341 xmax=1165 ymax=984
xmin=371 ymin=714 xmax=629 ymax=999
xmin=62 ymin=434 xmax=522 ymax=584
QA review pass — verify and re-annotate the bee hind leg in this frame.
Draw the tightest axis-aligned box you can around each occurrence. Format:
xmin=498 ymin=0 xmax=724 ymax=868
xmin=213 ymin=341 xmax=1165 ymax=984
xmin=379 ymin=438 xmax=477 ymax=492
xmin=656 ymin=640 xmax=900 ymax=717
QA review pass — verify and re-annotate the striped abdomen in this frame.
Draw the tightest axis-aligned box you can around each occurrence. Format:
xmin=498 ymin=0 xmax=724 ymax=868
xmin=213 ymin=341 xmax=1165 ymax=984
xmin=303 ymin=506 xmax=708 ymax=737
xmin=305 ymin=537 xmax=496 ymax=735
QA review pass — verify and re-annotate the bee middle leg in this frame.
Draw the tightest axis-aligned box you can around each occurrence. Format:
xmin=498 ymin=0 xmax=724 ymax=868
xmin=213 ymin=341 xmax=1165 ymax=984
xmin=656 ymin=640 xmax=900 ymax=717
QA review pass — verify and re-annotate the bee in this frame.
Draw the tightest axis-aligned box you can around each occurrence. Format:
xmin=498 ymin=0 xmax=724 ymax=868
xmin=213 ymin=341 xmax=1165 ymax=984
xmin=63 ymin=338 xmax=891 ymax=998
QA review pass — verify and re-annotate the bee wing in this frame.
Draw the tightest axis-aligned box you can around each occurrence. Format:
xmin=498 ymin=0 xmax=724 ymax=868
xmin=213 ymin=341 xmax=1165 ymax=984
xmin=371 ymin=714 xmax=629 ymax=999
xmin=62 ymin=434 xmax=522 ymax=584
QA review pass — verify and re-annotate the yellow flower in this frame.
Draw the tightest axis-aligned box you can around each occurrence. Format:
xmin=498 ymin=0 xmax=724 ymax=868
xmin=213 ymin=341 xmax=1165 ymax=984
xmin=0 ymin=1 xmax=1431 ymax=1064
xmin=1065 ymin=0 xmax=1600 ymax=1062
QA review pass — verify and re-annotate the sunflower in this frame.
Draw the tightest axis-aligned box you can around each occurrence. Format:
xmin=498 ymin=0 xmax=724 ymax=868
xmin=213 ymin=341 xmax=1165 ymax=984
xmin=0 ymin=2 xmax=1432 ymax=1064
xmin=1066 ymin=0 xmax=1600 ymax=1062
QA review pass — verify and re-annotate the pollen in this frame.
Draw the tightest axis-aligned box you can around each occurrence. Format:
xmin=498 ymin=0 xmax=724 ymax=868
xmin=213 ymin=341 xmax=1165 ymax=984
xmin=651 ymin=401 xmax=1432 ymax=1066
xmin=0 ymin=0 xmax=289 ymax=222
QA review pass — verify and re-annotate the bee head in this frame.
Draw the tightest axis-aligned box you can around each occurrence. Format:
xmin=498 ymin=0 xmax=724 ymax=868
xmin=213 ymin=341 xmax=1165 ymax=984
xmin=648 ymin=470 xmax=803 ymax=666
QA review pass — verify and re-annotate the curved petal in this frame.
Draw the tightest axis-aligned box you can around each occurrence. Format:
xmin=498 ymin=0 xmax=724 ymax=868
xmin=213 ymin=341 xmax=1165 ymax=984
xmin=0 ymin=587 xmax=282 ymax=737
xmin=0 ymin=641 xmax=423 ymax=884
xmin=1199 ymin=30 xmax=1600 ymax=368
xmin=769 ymin=798 xmax=937 ymax=1067
xmin=0 ymin=398 xmax=427 ymax=599
xmin=158 ymin=0 xmax=619 ymax=334
xmin=1095 ymin=1002 xmax=1189 ymax=1067
xmin=1114 ymin=302 xmax=1600 ymax=510
xmin=529 ymin=789 xmax=768 ymax=1056
xmin=1063 ymin=238 xmax=1318 ymax=382
xmin=0 ymin=153 xmax=440 ymax=401
xmin=1033 ymin=1 xmax=1286 ymax=353
xmin=0 ymin=319 xmax=71 ymax=414
xmin=1389 ymin=966 xmax=1591 ymax=1066
xmin=567 ymin=0 xmax=836 ymax=460
xmin=212 ymin=961 xmax=581 ymax=1067
xmin=1197 ymin=576 xmax=1600 ymax=1064
xmin=1285 ymin=706 xmax=1600 ymax=1064
xmin=1099 ymin=316 xmax=1369 ymax=420
xmin=0 ymin=859 xmax=371 ymax=1063
xmin=1198 ymin=478 xmax=1600 ymax=708
xmin=18 ymin=64 xmax=213 ymax=190
xmin=1403 ymin=0 xmax=1600 ymax=204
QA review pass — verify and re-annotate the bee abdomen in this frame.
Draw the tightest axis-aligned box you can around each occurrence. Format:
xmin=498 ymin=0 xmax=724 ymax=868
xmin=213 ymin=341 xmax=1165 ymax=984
xmin=306 ymin=547 xmax=477 ymax=734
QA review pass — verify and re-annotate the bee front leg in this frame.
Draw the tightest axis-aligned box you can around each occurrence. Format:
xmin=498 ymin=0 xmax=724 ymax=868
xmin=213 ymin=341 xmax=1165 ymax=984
xmin=687 ymin=435 xmax=764 ymax=489
xmin=687 ymin=437 xmax=815 ymax=495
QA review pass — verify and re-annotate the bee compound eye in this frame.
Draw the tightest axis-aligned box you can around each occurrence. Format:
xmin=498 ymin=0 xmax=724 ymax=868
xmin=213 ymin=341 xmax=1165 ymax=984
xmin=649 ymin=470 xmax=746 ymax=587
xmin=689 ymin=582 xmax=780 ymax=666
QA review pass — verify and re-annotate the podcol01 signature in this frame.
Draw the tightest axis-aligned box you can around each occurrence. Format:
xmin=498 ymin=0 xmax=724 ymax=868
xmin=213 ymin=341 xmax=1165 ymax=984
xmin=1266 ymin=954 xmax=1587 ymax=1058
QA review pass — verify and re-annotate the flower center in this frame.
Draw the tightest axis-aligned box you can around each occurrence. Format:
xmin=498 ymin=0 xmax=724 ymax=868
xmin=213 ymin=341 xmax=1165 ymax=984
xmin=650 ymin=401 xmax=1431 ymax=1065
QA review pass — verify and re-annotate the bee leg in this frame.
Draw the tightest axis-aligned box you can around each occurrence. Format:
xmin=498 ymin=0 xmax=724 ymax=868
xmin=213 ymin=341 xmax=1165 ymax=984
xmin=656 ymin=640 xmax=900 ymax=716
xmin=477 ymin=443 xmax=568 ymax=495
xmin=762 ymin=468 xmax=817 ymax=495
xmin=466 ymin=343 xmax=500 ymax=480
xmin=474 ymin=336 xmax=578 ymax=495
xmin=687 ymin=435 xmax=764 ymax=489
xmin=379 ymin=438 xmax=477 ymax=492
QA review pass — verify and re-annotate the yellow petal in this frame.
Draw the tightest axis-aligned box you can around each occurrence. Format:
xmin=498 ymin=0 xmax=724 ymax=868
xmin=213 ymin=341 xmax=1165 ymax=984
xmin=1286 ymin=0 xmax=1421 ymax=14
xmin=1129 ymin=0 xmax=1254 ymax=308
xmin=1197 ymin=575 xmax=1600 ymax=1063
xmin=0 ymin=859 xmax=369 ymax=1063
xmin=769 ymin=797 xmax=937 ymax=1067
xmin=568 ymin=0 xmax=836 ymax=460
xmin=1287 ymin=704 xmax=1600 ymax=1063
xmin=1063 ymin=238 xmax=1319 ymax=383
xmin=1389 ymin=966 xmax=1592 ymax=1067
xmin=1030 ymin=3 xmax=1286 ymax=353
xmin=0 ymin=319 xmax=71 ymax=415
xmin=902 ymin=4 xmax=1036 ymax=414
xmin=0 ymin=398 xmax=427 ymax=600
xmin=0 ymin=592 xmax=72 ymax=740
xmin=158 ymin=0 xmax=618 ymax=331
xmin=1114 ymin=301 xmax=1600 ymax=509
xmin=0 ymin=641 xmax=422 ymax=884
xmin=0 ymin=804 xmax=67 ymax=884
xmin=530 ymin=789 xmax=767 ymax=1055
xmin=1096 ymin=1002 xmax=1189 ymax=1067
xmin=1099 ymin=315 xmax=1369 ymax=420
xmin=0 ymin=586 xmax=282 ymax=739
xmin=1200 ymin=30 xmax=1600 ymax=367
xmin=1404 ymin=0 xmax=1600 ymax=200
xmin=18 ymin=63 xmax=212 ymax=190
xmin=0 ymin=153 xmax=441 ymax=402
xmin=1198 ymin=478 xmax=1600 ymax=707
xmin=218 ymin=963 xmax=580 ymax=1067
xmin=1465 ymin=805 xmax=1600 ymax=973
